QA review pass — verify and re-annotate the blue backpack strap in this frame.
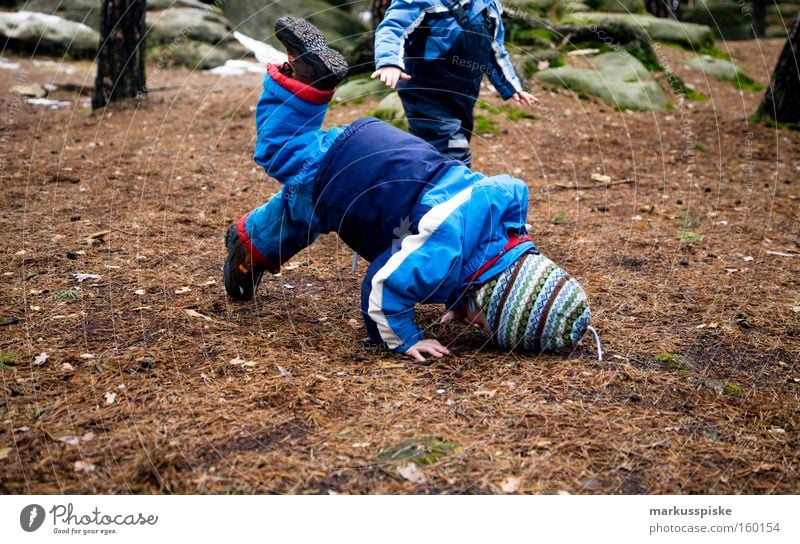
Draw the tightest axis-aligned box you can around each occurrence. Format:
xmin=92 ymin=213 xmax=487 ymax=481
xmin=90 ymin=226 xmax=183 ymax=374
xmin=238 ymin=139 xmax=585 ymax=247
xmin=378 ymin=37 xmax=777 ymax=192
xmin=440 ymin=0 xmax=472 ymax=28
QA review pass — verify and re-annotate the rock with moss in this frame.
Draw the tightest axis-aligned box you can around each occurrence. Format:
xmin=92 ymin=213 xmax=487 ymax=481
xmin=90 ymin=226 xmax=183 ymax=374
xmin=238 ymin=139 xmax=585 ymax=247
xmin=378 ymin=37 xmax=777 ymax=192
xmin=368 ymin=92 xmax=407 ymax=130
xmin=0 ymin=11 xmax=99 ymax=58
xmin=685 ymin=54 xmax=763 ymax=91
xmin=584 ymin=0 xmax=645 ymax=14
xmin=535 ymin=51 xmax=668 ymax=110
xmin=568 ymin=12 xmax=715 ymax=50
xmin=506 ymin=0 xmax=560 ymax=17
xmin=681 ymin=0 xmax=753 ymax=41
xmin=149 ymin=39 xmax=250 ymax=70
xmin=334 ymin=76 xmax=391 ymax=103
xmin=147 ymin=8 xmax=233 ymax=46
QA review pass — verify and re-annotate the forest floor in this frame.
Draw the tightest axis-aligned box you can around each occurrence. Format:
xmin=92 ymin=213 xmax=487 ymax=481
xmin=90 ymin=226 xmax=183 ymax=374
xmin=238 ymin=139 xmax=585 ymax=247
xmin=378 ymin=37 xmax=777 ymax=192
xmin=1 ymin=38 xmax=798 ymax=494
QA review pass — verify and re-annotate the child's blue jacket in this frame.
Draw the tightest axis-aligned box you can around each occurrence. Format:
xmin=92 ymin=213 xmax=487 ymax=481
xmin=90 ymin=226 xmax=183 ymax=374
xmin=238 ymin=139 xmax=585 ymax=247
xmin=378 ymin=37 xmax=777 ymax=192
xmin=312 ymin=117 xmax=535 ymax=353
xmin=374 ymin=0 xmax=522 ymax=99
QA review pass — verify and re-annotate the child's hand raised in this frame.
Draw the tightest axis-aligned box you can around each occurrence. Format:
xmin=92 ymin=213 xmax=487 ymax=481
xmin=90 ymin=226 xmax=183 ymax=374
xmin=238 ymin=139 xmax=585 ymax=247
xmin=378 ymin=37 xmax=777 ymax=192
xmin=405 ymin=338 xmax=450 ymax=362
xmin=511 ymin=91 xmax=539 ymax=106
xmin=371 ymin=66 xmax=412 ymax=89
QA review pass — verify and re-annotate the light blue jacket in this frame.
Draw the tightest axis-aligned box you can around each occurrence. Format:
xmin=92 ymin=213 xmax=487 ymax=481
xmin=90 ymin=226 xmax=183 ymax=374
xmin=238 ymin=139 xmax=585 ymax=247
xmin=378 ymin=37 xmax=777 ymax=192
xmin=374 ymin=0 xmax=523 ymax=99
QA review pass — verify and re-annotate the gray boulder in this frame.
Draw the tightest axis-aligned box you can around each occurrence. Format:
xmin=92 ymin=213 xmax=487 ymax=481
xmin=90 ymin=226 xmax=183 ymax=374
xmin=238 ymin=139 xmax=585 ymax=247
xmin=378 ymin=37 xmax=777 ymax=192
xmin=334 ymin=76 xmax=391 ymax=103
xmin=146 ymin=8 xmax=233 ymax=45
xmin=535 ymin=51 xmax=668 ymax=110
xmin=0 ymin=11 xmax=99 ymax=58
xmin=685 ymin=54 xmax=762 ymax=90
xmin=368 ymin=92 xmax=407 ymax=130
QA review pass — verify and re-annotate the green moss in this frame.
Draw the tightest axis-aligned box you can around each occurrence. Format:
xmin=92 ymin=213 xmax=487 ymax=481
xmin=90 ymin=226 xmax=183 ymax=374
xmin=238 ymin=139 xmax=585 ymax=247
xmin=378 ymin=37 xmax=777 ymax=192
xmin=723 ymin=382 xmax=743 ymax=396
xmin=551 ymin=211 xmax=568 ymax=224
xmin=378 ymin=437 xmax=456 ymax=466
xmin=474 ymin=115 xmax=499 ymax=135
xmin=665 ymin=71 xmax=707 ymax=101
xmin=679 ymin=230 xmax=703 ymax=243
xmin=478 ymin=101 xmax=537 ymax=121
xmin=0 ymin=350 xmax=17 ymax=369
xmin=655 ymin=352 xmax=695 ymax=371
xmin=55 ymin=290 xmax=82 ymax=301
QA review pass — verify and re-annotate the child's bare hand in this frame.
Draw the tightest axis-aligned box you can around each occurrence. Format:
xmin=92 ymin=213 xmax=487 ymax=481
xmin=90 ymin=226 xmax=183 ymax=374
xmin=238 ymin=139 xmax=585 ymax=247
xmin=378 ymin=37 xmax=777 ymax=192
xmin=371 ymin=66 xmax=411 ymax=89
xmin=512 ymin=91 xmax=539 ymax=106
xmin=405 ymin=338 xmax=450 ymax=362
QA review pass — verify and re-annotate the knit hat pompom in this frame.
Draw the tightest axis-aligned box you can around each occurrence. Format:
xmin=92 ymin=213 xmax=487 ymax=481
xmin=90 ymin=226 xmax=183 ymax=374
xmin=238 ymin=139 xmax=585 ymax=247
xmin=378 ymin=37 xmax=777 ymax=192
xmin=475 ymin=252 xmax=590 ymax=352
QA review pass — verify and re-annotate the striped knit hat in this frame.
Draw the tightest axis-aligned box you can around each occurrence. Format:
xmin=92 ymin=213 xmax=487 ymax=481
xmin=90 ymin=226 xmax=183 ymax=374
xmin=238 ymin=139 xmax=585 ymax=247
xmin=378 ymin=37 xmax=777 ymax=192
xmin=474 ymin=252 xmax=591 ymax=352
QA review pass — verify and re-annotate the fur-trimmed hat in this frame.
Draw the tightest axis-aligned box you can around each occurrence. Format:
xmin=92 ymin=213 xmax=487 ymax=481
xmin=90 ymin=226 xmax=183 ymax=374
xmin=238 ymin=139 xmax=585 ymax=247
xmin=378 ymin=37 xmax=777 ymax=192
xmin=475 ymin=252 xmax=590 ymax=351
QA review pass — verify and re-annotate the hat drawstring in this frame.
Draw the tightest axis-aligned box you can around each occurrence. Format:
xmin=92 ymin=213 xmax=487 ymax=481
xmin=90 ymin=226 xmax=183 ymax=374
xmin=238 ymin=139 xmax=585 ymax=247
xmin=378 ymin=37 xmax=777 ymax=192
xmin=351 ymin=251 xmax=359 ymax=272
xmin=587 ymin=325 xmax=603 ymax=362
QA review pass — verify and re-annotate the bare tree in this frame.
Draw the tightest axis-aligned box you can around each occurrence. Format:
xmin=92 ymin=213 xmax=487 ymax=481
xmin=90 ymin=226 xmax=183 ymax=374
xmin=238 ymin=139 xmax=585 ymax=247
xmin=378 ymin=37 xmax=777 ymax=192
xmin=92 ymin=0 xmax=147 ymax=110
xmin=372 ymin=0 xmax=392 ymax=30
xmin=757 ymin=14 xmax=800 ymax=124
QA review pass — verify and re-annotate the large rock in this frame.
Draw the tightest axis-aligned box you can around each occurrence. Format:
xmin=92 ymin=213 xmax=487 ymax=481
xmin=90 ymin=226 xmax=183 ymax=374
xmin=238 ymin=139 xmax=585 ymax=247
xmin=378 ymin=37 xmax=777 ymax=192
xmin=0 ymin=11 xmax=99 ymax=58
xmin=16 ymin=0 xmax=221 ymax=31
xmin=569 ymin=12 xmax=715 ymax=50
xmin=368 ymin=92 xmax=407 ymax=130
xmin=584 ymin=0 xmax=645 ymax=14
xmin=149 ymin=39 xmax=249 ymax=70
xmin=146 ymin=7 xmax=233 ymax=45
xmin=535 ymin=51 xmax=668 ymax=110
xmin=685 ymin=54 xmax=762 ymax=90
xmin=333 ymin=76 xmax=390 ymax=103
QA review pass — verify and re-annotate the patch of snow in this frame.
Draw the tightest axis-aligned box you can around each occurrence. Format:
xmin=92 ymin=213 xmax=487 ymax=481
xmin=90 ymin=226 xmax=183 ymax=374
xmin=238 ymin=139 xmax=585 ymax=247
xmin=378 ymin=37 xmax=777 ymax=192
xmin=27 ymin=98 xmax=72 ymax=109
xmin=205 ymin=59 xmax=265 ymax=77
xmin=233 ymin=31 xmax=287 ymax=65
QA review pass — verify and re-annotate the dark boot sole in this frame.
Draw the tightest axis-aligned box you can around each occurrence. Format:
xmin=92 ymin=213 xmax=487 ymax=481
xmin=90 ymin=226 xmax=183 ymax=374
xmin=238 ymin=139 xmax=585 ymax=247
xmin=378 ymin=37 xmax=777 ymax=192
xmin=223 ymin=224 xmax=262 ymax=301
xmin=274 ymin=17 xmax=348 ymax=89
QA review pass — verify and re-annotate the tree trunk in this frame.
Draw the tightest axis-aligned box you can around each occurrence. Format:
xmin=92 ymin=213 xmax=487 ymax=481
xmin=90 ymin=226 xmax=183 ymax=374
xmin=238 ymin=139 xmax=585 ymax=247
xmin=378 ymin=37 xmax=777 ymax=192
xmin=757 ymin=14 xmax=800 ymax=123
xmin=751 ymin=0 xmax=766 ymax=38
xmin=371 ymin=0 xmax=392 ymax=30
xmin=92 ymin=0 xmax=147 ymax=110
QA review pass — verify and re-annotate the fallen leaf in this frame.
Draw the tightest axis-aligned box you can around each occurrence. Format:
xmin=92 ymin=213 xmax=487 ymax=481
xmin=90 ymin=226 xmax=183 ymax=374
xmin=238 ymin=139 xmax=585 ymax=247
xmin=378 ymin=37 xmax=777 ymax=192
xmin=104 ymin=392 xmax=116 ymax=405
xmin=500 ymin=476 xmax=521 ymax=493
xmin=0 ymin=447 xmax=11 ymax=460
xmin=199 ymin=279 xmax=216 ymax=287
xmin=591 ymin=173 xmax=612 ymax=183
xmin=73 ymin=273 xmax=101 ymax=282
xmin=174 ymin=286 xmax=192 ymax=294
xmin=73 ymin=460 xmax=96 ymax=473
xmin=61 ymin=363 xmax=74 ymax=371
xmin=743 ymin=255 xmax=754 ymax=262
xmin=185 ymin=309 xmax=212 ymax=321
xmin=276 ymin=365 xmax=292 ymax=378
xmin=59 ymin=436 xmax=80 ymax=446
xmin=283 ymin=283 xmax=295 ymax=289
xmin=79 ymin=353 xmax=94 ymax=360
xmin=397 ymin=463 xmax=426 ymax=484
xmin=134 ymin=289 xmax=145 ymax=296
xmin=33 ymin=353 xmax=49 ymax=366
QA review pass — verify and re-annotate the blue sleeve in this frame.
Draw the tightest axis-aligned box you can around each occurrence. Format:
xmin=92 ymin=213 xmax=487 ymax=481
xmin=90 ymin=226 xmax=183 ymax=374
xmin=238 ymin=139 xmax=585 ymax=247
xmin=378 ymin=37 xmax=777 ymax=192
xmin=487 ymin=4 xmax=523 ymax=99
xmin=361 ymin=220 xmax=463 ymax=353
xmin=374 ymin=0 xmax=429 ymax=71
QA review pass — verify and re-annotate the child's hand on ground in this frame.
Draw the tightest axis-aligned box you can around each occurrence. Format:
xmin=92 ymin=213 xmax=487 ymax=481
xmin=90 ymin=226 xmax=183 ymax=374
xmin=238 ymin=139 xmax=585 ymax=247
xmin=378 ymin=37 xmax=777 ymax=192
xmin=512 ymin=91 xmax=539 ymax=106
xmin=371 ymin=66 xmax=411 ymax=89
xmin=405 ymin=338 xmax=451 ymax=362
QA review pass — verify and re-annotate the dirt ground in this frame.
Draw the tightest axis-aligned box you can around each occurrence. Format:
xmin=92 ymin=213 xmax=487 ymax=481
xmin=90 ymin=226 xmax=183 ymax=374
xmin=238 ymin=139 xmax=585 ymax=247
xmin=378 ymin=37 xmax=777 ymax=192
xmin=1 ymin=38 xmax=798 ymax=494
